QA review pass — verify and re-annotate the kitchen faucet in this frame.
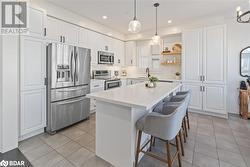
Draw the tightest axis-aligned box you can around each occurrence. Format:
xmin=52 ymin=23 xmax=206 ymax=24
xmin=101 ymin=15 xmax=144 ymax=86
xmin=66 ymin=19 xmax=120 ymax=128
xmin=146 ymin=67 xmax=150 ymax=78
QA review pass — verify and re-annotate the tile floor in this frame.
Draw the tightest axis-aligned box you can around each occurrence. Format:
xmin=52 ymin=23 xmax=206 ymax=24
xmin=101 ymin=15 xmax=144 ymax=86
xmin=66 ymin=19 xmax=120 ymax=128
xmin=18 ymin=113 xmax=250 ymax=167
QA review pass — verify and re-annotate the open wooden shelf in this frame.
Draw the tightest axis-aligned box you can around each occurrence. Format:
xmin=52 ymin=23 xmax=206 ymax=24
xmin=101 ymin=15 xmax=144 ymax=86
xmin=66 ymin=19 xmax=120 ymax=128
xmin=161 ymin=62 xmax=181 ymax=65
xmin=161 ymin=52 xmax=182 ymax=55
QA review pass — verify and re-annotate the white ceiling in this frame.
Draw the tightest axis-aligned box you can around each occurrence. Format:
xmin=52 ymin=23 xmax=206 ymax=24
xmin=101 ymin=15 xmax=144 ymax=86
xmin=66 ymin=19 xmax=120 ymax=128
xmin=45 ymin=0 xmax=247 ymax=34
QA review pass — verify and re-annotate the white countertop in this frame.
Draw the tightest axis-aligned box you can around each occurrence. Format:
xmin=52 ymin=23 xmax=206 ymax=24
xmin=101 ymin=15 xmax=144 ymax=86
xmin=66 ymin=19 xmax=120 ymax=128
xmin=87 ymin=82 xmax=181 ymax=110
xmin=119 ymin=76 xmax=181 ymax=82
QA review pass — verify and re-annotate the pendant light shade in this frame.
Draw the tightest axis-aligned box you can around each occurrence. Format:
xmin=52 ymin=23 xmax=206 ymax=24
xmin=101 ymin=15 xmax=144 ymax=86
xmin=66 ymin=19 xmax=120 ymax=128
xmin=128 ymin=0 xmax=142 ymax=33
xmin=152 ymin=3 xmax=160 ymax=45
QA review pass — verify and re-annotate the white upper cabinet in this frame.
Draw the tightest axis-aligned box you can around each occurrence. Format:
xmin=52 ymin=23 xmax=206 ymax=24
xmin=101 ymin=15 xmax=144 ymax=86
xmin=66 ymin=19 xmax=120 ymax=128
xmin=28 ymin=7 xmax=45 ymax=38
xmin=125 ymin=41 xmax=137 ymax=66
xmin=203 ymin=25 xmax=226 ymax=84
xmin=79 ymin=28 xmax=91 ymax=49
xmin=45 ymin=17 xmax=61 ymax=42
xmin=182 ymin=28 xmax=203 ymax=83
xmin=61 ymin=21 xmax=79 ymax=45
xmin=45 ymin=17 xmax=79 ymax=45
xmin=114 ymin=39 xmax=125 ymax=66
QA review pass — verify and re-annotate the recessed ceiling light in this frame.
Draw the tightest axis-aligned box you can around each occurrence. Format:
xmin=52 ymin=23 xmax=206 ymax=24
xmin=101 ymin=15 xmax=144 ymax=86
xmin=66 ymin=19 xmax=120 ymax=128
xmin=168 ymin=20 xmax=172 ymax=24
xmin=102 ymin=16 xmax=108 ymax=19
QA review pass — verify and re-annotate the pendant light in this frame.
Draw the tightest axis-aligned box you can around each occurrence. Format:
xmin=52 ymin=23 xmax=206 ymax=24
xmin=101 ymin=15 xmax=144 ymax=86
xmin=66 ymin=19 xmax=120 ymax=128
xmin=152 ymin=3 xmax=160 ymax=45
xmin=128 ymin=0 xmax=142 ymax=33
xmin=236 ymin=0 xmax=250 ymax=23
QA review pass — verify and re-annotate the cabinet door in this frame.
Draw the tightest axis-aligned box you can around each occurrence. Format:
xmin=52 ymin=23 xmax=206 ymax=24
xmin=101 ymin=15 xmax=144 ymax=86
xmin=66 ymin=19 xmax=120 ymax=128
xmin=182 ymin=83 xmax=203 ymax=111
xmin=203 ymin=25 xmax=226 ymax=84
xmin=45 ymin=17 xmax=61 ymax=42
xmin=182 ymin=29 xmax=203 ymax=83
xmin=88 ymin=30 xmax=100 ymax=64
xmin=28 ymin=7 xmax=45 ymax=38
xmin=125 ymin=41 xmax=137 ymax=66
xmin=20 ymin=88 xmax=46 ymax=136
xmin=79 ymin=28 xmax=90 ymax=49
xmin=137 ymin=40 xmax=151 ymax=68
xmin=62 ymin=22 xmax=79 ymax=45
xmin=203 ymin=84 xmax=226 ymax=114
xmin=114 ymin=40 xmax=125 ymax=66
xmin=20 ymin=37 xmax=46 ymax=91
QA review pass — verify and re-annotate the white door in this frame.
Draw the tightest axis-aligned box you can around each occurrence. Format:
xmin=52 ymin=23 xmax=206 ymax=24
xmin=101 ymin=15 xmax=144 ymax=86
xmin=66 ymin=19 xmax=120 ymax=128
xmin=182 ymin=83 xmax=203 ymax=111
xmin=28 ymin=7 xmax=45 ymax=38
xmin=62 ymin=22 xmax=79 ymax=45
xmin=45 ymin=17 xmax=61 ymax=42
xmin=182 ymin=28 xmax=203 ymax=83
xmin=203 ymin=84 xmax=226 ymax=114
xmin=20 ymin=36 xmax=46 ymax=137
xmin=203 ymin=25 xmax=226 ymax=84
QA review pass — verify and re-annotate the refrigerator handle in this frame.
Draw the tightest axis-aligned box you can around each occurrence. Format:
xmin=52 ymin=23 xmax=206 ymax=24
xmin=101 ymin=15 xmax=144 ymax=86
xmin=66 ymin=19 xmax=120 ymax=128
xmin=75 ymin=49 xmax=78 ymax=82
xmin=70 ymin=50 xmax=74 ymax=82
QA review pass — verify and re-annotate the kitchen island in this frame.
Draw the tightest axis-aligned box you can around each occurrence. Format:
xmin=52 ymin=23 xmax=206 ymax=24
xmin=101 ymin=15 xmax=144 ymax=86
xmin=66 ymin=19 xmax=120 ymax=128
xmin=87 ymin=82 xmax=182 ymax=167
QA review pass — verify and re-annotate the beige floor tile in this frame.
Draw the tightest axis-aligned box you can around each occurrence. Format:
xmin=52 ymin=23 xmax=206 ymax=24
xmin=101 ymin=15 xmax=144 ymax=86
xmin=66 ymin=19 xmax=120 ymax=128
xmin=67 ymin=147 xmax=95 ymax=167
xmin=220 ymin=161 xmax=237 ymax=167
xmin=235 ymin=137 xmax=250 ymax=149
xmin=85 ymin=140 xmax=96 ymax=153
xmin=216 ymin=138 xmax=240 ymax=153
xmin=215 ymin=132 xmax=236 ymax=144
xmin=193 ymin=152 xmax=219 ymax=167
xmin=32 ymin=151 xmax=64 ymax=167
xmin=81 ymin=156 xmax=112 ymax=167
xmin=196 ymin=134 xmax=216 ymax=148
xmin=217 ymin=149 xmax=247 ymax=167
xmin=22 ymin=143 xmax=53 ymax=162
xmin=19 ymin=136 xmax=44 ymax=153
xmin=60 ymin=127 xmax=86 ymax=140
xmin=197 ymin=128 xmax=214 ymax=137
xmin=73 ymin=133 xmax=95 ymax=147
xmin=39 ymin=133 xmax=70 ymax=149
xmin=195 ymin=142 xmax=218 ymax=159
xmin=53 ymin=158 xmax=75 ymax=167
xmin=181 ymin=148 xmax=193 ymax=164
xmin=56 ymin=141 xmax=82 ymax=157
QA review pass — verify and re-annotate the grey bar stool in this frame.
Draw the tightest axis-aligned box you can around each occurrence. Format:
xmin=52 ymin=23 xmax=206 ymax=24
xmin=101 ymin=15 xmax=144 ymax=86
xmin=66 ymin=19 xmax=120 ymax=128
xmin=135 ymin=102 xmax=186 ymax=167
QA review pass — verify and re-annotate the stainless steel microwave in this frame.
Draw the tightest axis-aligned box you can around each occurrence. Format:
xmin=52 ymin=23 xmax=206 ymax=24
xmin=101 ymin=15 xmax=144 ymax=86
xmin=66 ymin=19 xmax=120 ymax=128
xmin=98 ymin=51 xmax=114 ymax=64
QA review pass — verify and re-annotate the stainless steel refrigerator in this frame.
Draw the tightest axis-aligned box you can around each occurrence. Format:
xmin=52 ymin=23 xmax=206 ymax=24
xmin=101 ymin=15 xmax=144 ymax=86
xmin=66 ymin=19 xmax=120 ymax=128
xmin=46 ymin=43 xmax=91 ymax=134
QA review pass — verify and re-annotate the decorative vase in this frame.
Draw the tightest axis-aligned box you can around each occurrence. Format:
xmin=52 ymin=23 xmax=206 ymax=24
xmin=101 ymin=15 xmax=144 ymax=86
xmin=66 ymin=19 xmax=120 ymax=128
xmin=148 ymin=82 xmax=156 ymax=88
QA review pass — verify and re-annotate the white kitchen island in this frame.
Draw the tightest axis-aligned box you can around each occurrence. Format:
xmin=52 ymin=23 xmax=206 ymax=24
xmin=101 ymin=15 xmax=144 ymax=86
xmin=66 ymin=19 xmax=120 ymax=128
xmin=87 ymin=82 xmax=181 ymax=167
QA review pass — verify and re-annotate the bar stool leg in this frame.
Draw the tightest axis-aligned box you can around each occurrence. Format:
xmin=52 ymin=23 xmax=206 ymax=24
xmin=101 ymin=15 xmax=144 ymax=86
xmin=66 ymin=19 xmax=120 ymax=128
xmin=186 ymin=110 xmax=190 ymax=130
xmin=179 ymin=130 xmax=184 ymax=156
xmin=182 ymin=122 xmax=186 ymax=143
xmin=176 ymin=135 xmax=182 ymax=167
xmin=166 ymin=140 xmax=172 ymax=167
xmin=183 ymin=118 xmax=188 ymax=138
xmin=135 ymin=130 xmax=142 ymax=167
xmin=149 ymin=136 xmax=153 ymax=151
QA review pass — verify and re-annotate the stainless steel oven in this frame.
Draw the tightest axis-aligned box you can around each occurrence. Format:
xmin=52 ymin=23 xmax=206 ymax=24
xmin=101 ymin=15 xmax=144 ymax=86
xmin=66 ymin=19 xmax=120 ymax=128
xmin=105 ymin=79 xmax=121 ymax=90
xmin=98 ymin=51 xmax=114 ymax=64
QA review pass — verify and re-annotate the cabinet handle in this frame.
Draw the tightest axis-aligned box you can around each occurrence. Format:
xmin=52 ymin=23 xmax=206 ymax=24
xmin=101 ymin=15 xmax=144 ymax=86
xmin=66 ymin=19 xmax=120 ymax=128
xmin=200 ymin=86 xmax=203 ymax=92
xmin=60 ymin=36 xmax=62 ymax=42
xmin=131 ymin=60 xmax=133 ymax=65
xmin=200 ymin=75 xmax=203 ymax=81
xmin=44 ymin=28 xmax=46 ymax=36
xmin=63 ymin=36 xmax=66 ymax=43
xmin=203 ymin=86 xmax=205 ymax=92
xmin=203 ymin=76 xmax=205 ymax=81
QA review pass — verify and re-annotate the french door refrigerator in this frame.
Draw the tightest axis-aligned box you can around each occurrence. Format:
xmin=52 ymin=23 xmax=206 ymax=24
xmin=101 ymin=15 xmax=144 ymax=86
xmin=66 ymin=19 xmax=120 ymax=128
xmin=46 ymin=43 xmax=91 ymax=134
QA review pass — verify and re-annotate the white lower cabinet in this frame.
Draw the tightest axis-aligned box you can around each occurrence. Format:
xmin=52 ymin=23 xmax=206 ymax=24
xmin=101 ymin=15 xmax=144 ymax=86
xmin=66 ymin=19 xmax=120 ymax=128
xmin=20 ymin=89 xmax=46 ymax=138
xmin=203 ymin=84 xmax=226 ymax=114
xmin=182 ymin=82 xmax=227 ymax=117
xmin=90 ymin=80 xmax=105 ymax=112
xmin=182 ymin=83 xmax=203 ymax=111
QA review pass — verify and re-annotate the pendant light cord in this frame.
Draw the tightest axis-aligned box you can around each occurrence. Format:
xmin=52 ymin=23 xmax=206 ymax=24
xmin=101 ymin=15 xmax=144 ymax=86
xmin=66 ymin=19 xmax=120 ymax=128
xmin=134 ymin=0 xmax=137 ymax=20
xmin=155 ymin=6 xmax=158 ymax=35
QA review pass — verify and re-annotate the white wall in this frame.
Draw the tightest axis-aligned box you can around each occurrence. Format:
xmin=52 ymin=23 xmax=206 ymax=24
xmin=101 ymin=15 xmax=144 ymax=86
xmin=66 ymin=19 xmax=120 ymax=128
xmin=0 ymin=35 xmax=19 ymax=153
xmin=226 ymin=20 xmax=250 ymax=114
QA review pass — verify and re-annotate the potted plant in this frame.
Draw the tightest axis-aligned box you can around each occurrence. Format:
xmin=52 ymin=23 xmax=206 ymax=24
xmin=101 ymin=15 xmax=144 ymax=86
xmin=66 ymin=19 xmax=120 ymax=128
xmin=175 ymin=72 xmax=181 ymax=80
xmin=147 ymin=76 xmax=159 ymax=88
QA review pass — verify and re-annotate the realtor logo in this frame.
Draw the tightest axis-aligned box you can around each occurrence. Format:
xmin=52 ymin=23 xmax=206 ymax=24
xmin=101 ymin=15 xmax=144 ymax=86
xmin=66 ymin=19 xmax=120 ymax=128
xmin=0 ymin=160 xmax=8 ymax=167
xmin=1 ymin=1 xmax=29 ymax=35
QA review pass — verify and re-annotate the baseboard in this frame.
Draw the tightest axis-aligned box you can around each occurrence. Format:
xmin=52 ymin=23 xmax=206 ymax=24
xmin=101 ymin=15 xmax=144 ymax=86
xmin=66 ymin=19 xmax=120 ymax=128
xmin=189 ymin=109 xmax=228 ymax=119
xmin=18 ymin=128 xmax=44 ymax=142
